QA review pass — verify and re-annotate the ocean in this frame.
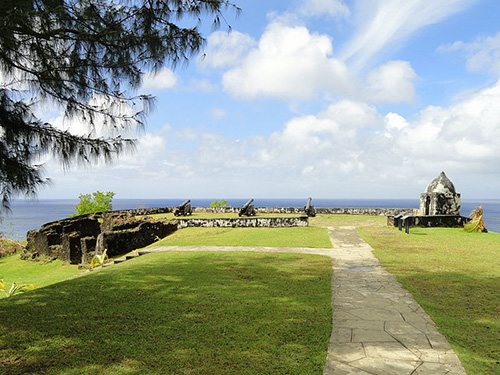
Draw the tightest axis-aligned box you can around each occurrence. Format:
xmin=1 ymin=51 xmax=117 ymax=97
xmin=1 ymin=198 xmax=499 ymax=240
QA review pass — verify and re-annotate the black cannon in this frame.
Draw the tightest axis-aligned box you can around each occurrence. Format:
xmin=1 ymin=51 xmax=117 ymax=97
xmin=402 ymin=213 xmax=413 ymax=234
xmin=304 ymin=197 xmax=316 ymax=217
xmin=174 ymin=200 xmax=192 ymax=217
xmin=394 ymin=213 xmax=405 ymax=230
xmin=238 ymin=198 xmax=256 ymax=217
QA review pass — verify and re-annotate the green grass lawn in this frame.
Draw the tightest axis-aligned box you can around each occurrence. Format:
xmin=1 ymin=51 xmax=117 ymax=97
xmin=149 ymin=227 xmax=333 ymax=248
xmin=0 ymin=251 xmax=333 ymax=375
xmin=358 ymin=226 xmax=500 ymax=375
xmin=309 ymin=214 xmax=387 ymax=228
xmin=0 ymin=254 xmax=82 ymax=299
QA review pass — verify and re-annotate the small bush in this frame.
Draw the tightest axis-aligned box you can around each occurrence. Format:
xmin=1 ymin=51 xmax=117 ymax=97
xmin=71 ymin=191 xmax=115 ymax=217
xmin=209 ymin=199 xmax=228 ymax=207
xmin=0 ymin=238 xmax=25 ymax=258
xmin=1 ymin=280 xmax=38 ymax=297
xmin=464 ymin=206 xmax=488 ymax=233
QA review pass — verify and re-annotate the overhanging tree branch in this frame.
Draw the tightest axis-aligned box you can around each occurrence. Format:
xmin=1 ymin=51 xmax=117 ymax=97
xmin=0 ymin=0 xmax=239 ymax=210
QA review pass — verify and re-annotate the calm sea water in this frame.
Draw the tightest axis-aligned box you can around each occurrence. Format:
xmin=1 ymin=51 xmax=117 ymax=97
xmin=1 ymin=198 xmax=499 ymax=240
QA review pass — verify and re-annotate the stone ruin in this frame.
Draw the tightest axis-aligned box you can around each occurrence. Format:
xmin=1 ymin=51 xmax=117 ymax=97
xmin=388 ymin=171 xmax=469 ymax=228
xmin=26 ymin=205 xmax=415 ymax=265
xmin=25 ymin=212 xmax=177 ymax=264
xmin=419 ymin=171 xmax=461 ymax=216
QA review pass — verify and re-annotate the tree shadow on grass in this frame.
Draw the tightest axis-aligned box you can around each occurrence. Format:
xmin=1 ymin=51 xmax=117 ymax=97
xmin=0 ymin=251 xmax=333 ymax=375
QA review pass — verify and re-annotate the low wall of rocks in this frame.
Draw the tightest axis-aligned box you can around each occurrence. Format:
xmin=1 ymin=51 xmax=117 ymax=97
xmin=122 ymin=206 xmax=414 ymax=216
xmin=387 ymin=215 xmax=470 ymax=228
xmin=176 ymin=216 xmax=308 ymax=229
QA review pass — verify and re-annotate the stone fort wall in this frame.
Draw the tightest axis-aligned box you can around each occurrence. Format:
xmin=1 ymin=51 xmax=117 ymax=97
xmin=25 ymin=206 xmax=414 ymax=264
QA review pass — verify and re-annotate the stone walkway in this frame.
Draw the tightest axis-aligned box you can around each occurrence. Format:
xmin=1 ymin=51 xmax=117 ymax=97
xmin=323 ymin=226 xmax=466 ymax=375
xmin=127 ymin=226 xmax=467 ymax=375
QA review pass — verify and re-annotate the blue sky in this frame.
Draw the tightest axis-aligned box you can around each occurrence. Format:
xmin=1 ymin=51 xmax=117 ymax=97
xmin=39 ymin=0 xmax=500 ymax=200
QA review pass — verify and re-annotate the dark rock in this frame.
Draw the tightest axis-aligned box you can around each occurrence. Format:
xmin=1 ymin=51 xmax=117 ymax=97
xmin=97 ymin=220 xmax=177 ymax=257
xmin=81 ymin=236 xmax=97 ymax=264
xmin=62 ymin=232 xmax=81 ymax=264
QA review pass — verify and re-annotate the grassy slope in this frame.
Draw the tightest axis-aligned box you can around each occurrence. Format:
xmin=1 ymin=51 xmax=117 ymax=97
xmin=0 ymin=254 xmax=82 ymax=299
xmin=149 ymin=227 xmax=333 ymax=248
xmin=358 ymin=225 xmax=500 ymax=375
xmin=0 ymin=251 xmax=333 ymax=375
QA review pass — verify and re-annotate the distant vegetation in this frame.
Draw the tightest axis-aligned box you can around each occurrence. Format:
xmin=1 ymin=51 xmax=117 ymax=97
xmin=0 ymin=238 xmax=24 ymax=258
xmin=71 ymin=191 xmax=115 ymax=217
xmin=210 ymin=199 xmax=229 ymax=207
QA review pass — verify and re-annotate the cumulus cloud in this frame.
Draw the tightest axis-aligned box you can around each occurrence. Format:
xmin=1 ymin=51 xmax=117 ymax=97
xmin=397 ymin=79 xmax=500 ymax=165
xmin=222 ymin=22 xmax=353 ymax=100
xmin=201 ymin=30 xmax=256 ymax=69
xmin=438 ymin=31 xmax=500 ymax=75
xmin=366 ymin=60 xmax=418 ymax=103
xmin=297 ymin=0 xmax=350 ymax=18
xmin=141 ymin=67 xmax=178 ymax=91
xmin=41 ymin=78 xmax=500 ymax=199
xmin=341 ymin=0 xmax=474 ymax=69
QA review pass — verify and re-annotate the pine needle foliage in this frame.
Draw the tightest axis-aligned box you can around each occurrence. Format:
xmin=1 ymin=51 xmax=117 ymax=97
xmin=464 ymin=206 xmax=488 ymax=233
xmin=0 ymin=0 xmax=239 ymax=210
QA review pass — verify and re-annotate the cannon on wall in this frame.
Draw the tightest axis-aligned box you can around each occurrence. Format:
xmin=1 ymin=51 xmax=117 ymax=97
xmin=238 ymin=198 xmax=256 ymax=217
xmin=174 ymin=200 xmax=192 ymax=217
xmin=304 ymin=197 xmax=316 ymax=217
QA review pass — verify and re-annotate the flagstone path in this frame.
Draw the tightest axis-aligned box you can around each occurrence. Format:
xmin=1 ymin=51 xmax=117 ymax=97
xmin=103 ymin=226 xmax=467 ymax=375
xmin=323 ymin=226 xmax=466 ymax=375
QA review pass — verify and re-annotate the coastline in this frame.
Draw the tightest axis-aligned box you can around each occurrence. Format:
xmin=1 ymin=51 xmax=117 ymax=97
xmin=1 ymin=198 xmax=499 ymax=240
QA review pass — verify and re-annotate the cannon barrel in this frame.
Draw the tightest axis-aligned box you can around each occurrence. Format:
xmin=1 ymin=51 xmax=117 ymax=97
xmin=239 ymin=198 xmax=255 ymax=217
xmin=305 ymin=197 xmax=312 ymax=210
xmin=178 ymin=199 xmax=191 ymax=208
xmin=241 ymin=198 xmax=254 ymax=209
xmin=174 ymin=199 xmax=192 ymax=216
xmin=304 ymin=197 xmax=316 ymax=217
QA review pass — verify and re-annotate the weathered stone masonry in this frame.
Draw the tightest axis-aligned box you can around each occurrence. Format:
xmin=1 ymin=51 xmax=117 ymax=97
xmin=25 ymin=206 xmax=413 ymax=264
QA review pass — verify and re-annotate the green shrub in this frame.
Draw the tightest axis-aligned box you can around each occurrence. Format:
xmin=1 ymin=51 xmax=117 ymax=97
xmin=209 ymin=199 xmax=229 ymax=207
xmin=0 ymin=280 xmax=38 ymax=297
xmin=0 ymin=238 xmax=25 ymax=258
xmin=71 ymin=191 xmax=115 ymax=217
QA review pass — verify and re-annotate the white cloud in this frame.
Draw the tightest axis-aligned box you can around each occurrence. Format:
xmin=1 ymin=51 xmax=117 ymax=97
xmin=366 ymin=60 xmax=417 ymax=103
xmin=141 ymin=67 xmax=177 ymax=91
xmin=439 ymin=31 xmax=500 ymax=75
xmin=40 ymin=78 xmax=500 ymax=199
xmin=298 ymin=0 xmax=350 ymax=18
xmin=222 ymin=22 xmax=353 ymax=100
xmin=341 ymin=0 xmax=474 ymax=69
xmin=396 ymin=79 xmax=500 ymax=166
xmin=209 ymin=108 xmax=226 ymax=119
xmin=201 ymin=31 xmax=256 ymax=69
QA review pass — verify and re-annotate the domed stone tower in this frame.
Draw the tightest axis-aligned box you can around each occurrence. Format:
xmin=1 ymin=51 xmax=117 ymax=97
xmin=419 ymin=171 xmax=461 ymax=216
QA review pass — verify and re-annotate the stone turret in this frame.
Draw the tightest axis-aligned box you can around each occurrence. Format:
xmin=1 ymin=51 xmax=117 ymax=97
xmin=419 ymin=171 xmax=461 ymax=216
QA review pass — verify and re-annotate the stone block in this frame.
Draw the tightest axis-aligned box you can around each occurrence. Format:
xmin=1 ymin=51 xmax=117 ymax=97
xmin=62 ymin=232 xmax=81 ymax=264
xmin=81 ymin=236 xmax=97 ymax=264
xmin=97 ymin=221 xmax=177 ymax=257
